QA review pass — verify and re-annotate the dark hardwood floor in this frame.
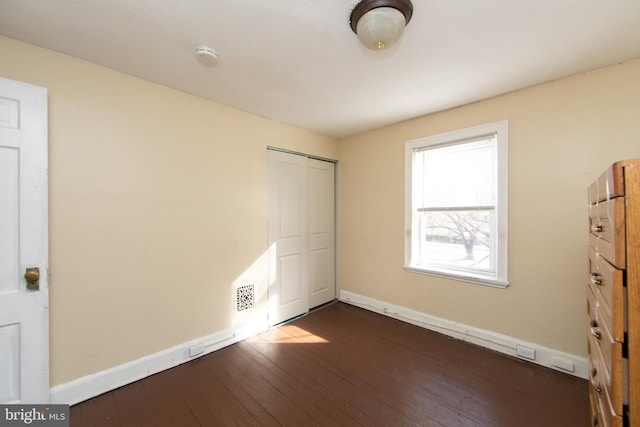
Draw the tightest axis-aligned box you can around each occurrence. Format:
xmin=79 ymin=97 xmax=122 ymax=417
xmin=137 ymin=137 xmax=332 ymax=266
xmin=70 ymin=302 xmax=589 ymax=426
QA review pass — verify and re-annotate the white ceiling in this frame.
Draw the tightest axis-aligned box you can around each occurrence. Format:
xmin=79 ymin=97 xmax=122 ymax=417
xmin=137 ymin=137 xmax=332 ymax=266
xmin=1 ymin=1 xmax=640 ymax=139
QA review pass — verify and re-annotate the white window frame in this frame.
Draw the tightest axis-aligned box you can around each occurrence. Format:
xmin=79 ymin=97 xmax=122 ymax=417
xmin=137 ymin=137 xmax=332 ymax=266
xmin=404 ymin=120 xmax=509 ymax=288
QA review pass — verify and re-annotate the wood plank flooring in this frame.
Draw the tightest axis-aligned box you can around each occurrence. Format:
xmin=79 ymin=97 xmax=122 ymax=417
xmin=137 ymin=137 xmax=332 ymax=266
xmin=70 ymin=302 xmax=589 ymax=426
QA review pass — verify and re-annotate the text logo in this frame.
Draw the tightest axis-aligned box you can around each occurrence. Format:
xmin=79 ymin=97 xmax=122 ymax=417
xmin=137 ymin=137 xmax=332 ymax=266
xmin=1 ymin=405 xmax=69 ymax=426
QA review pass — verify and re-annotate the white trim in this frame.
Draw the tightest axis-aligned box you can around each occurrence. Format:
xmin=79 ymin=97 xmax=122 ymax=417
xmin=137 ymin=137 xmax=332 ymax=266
xmin=404 ymin=120 xmax=509 ymax=286
xmin=50 ymin=317 xmax=268 ymax=405
xmin=403 ymin=265 xmax=509 ymax=288
xmin=266 ymin=146 xmax=338 ymax=164
xmin=339 ymin=290 xmax=588 ymax=379
xmin=50 ymin=291 xmax=586 ymax=405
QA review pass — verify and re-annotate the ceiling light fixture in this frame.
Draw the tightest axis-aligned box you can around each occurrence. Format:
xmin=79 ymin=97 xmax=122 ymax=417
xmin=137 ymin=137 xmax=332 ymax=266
xmin=349 ymin=0 xmax=413 ymax=50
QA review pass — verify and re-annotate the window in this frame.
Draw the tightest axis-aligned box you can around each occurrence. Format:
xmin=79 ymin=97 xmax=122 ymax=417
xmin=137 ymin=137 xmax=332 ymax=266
xmin=404 ymin=120 xmax=509 ymax=287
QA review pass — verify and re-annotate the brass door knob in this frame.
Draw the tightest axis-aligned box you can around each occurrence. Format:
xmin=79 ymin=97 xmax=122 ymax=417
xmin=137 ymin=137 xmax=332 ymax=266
xmin=24 ymin=267 xmax=40 ymax=291
xmin=25 ymin=268 xmax=40 ymax=283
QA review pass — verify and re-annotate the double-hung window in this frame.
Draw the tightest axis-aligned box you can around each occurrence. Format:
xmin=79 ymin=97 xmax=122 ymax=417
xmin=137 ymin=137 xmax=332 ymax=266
xmin=404 ymin=120 xmax=509 ymax=287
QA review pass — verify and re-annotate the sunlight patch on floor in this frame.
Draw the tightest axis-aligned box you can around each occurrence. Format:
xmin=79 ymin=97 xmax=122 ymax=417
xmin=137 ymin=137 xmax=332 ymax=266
xmin=265 ymin=324 xmax=329 ymax=344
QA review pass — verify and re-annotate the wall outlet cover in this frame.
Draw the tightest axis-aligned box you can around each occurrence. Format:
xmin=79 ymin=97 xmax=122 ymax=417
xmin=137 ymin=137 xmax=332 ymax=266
xmin=516 ymin=345 xmax=536 ymax=360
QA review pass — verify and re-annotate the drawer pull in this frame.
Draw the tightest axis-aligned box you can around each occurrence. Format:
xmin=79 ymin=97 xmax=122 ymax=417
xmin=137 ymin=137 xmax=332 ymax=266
xmin=591 ymin=224 xmax=603 ymax=233
xmin=590 ymin=324 xmax=602 ymax=340
xmin=591 ymin=379 xmax=602 ymax=394
xmin=590 ymin=273 xmax=602 ymax=286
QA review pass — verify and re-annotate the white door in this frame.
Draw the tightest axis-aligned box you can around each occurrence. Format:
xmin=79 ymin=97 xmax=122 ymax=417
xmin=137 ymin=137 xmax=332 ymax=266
xmin=0 ymin=77 xmax=49 ymax=403
xmin=268 ymin=151 xmax=309 ymax=326
xmin=268 ymin=151 xmax=335 ymax=326
xmin=308 ymin=159 xmax=335 ymax=308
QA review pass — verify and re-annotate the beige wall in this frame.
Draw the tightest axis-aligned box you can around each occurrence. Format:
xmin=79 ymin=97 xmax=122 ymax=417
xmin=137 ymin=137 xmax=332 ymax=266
xmin=0 ymin=36 xmax=338 ymax=386
xmin=3 ymin=31 xmax=640 ymax=388
xmin=338 ymin=58 xmax=640 ymax=357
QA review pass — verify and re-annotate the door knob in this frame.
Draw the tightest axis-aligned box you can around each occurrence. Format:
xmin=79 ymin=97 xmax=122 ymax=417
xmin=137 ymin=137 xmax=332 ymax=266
xmin=24 ymin=267 xmax=40 ymax=291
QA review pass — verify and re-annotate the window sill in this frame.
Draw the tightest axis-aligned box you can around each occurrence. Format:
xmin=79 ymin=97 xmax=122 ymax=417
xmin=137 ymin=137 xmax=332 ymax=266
xmin=403 ymin=265 xmax=509 ymax=289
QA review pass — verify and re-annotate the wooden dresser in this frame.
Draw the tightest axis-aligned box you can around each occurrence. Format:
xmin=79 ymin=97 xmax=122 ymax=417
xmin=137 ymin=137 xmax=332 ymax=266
xmin=588 ymin=159 xmax=640 ymax=427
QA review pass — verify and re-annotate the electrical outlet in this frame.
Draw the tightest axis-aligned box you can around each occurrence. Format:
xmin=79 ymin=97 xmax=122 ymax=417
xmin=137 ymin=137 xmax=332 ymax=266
xmin=516 ymin=345 xmax=536 ymax=360
xmin=189 ymin=343 xmax=205 ymax=357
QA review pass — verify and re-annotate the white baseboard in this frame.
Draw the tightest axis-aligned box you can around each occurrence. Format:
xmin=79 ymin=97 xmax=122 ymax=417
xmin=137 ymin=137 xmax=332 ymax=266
xmin=339 ymin=290 xmax=588 ymax=379
xmin=50 ymin=318 xmax=268 ymax=405
xmin=51 ymin=293 xmax=587 ymax=405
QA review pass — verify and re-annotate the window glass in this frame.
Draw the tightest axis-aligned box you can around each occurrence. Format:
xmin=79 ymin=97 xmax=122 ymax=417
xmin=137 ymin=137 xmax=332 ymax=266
xmin=405 ymin=121 xmax=508 ymax=287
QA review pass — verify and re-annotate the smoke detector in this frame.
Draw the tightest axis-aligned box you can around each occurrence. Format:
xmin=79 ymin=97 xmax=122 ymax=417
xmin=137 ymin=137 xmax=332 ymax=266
xmin=195 ymin=46 xmax=219 ymax=66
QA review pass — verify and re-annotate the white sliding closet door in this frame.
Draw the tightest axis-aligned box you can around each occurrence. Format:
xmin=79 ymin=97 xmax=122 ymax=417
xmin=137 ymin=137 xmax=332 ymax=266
xmin=268 ymin=151 xmax=308 ymax=326
xmin=308 ymin=159 xmax=335 ymax=308
xmin=267 ymin=150 xmax=335 ymax=326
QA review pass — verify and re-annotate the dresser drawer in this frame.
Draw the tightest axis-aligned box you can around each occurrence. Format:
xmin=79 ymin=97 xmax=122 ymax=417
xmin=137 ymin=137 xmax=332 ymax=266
xmin=588 ymin=352 xmax=623 ymax=427
xmin=589 ymin=385 xmax=603 ymax=427
xmin=589 ymin=198 xmax=626 ymax=268
xmin=587 ymin=340 xmax=623 ymax=427
xmin=588 ymin=247 xmax=625 ymax=342
xmin=588 ymin=163 xmax=625 ymax=205
xmin=590 ymin=387 xmax=623 ymax=427
xmin=587 ymin=286 xmax=624 ymax=415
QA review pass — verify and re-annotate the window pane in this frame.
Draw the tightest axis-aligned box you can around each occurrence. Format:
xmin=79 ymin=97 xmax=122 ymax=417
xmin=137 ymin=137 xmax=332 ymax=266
xmin=406 ymin=120 xmax=508 ymax=285
xmin=419 ymin=138 xmax=496 ymax=208
xmin=418 ymin=210 xmax=494 ymax=272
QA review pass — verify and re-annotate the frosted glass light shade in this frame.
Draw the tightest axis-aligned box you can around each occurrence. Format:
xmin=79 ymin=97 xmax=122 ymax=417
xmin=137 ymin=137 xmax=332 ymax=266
xmin=355 ymin=7 xmax=407 ymax=50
